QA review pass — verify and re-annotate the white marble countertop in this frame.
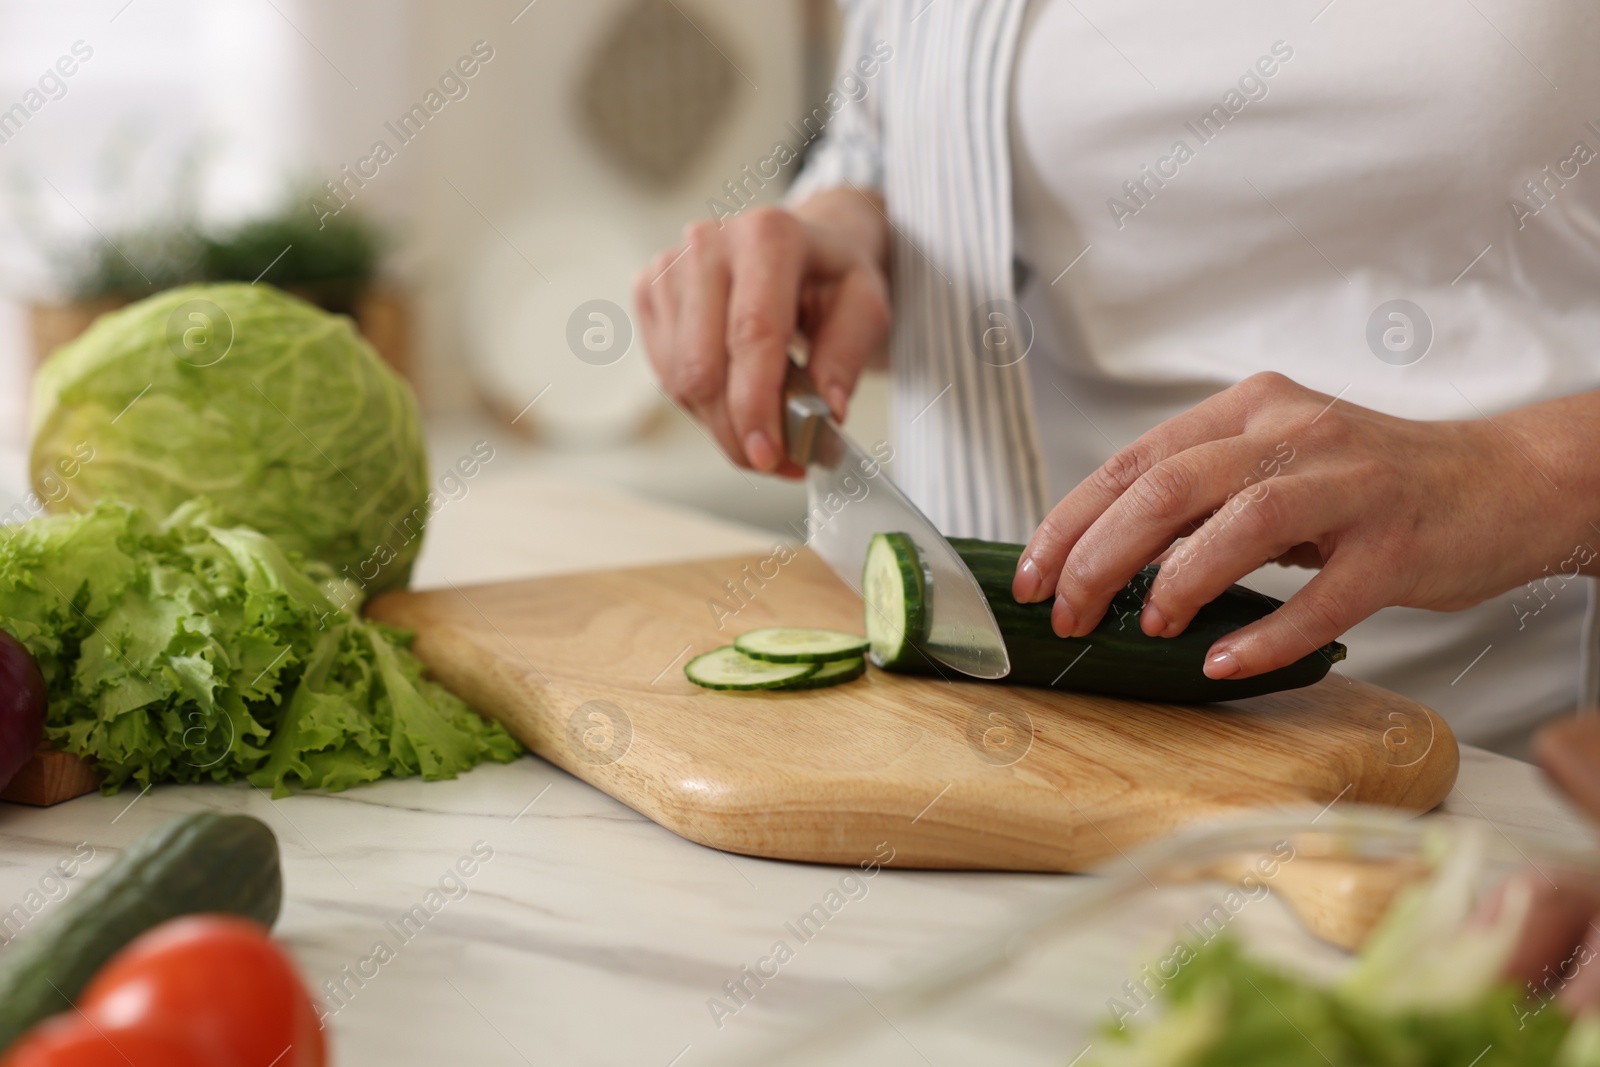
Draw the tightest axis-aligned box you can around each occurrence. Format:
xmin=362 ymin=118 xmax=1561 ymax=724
xmin=0 ymin=468 xmax=1592 ymax=1066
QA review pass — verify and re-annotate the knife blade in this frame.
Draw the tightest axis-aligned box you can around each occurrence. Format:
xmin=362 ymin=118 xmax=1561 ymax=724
xmin=783 ymin=362 xmax=1011 ymax=680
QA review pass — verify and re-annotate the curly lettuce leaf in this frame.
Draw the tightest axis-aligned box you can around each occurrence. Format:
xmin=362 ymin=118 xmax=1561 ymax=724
xmin=0 ymin=499 xmax=520 ymax=795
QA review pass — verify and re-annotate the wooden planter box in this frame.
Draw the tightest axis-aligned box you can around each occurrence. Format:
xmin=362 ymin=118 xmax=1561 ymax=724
xmin=28 ymin=284 xmax=414 ymax=384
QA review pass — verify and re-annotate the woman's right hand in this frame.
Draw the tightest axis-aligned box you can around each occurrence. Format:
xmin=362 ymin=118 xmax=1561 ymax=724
xmin=634 ymin=189 xmax=891 ymax=475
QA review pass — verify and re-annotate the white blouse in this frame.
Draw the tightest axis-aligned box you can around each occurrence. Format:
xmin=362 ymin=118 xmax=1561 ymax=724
xmin=792 ymin=0 xmax=1600 ymax=745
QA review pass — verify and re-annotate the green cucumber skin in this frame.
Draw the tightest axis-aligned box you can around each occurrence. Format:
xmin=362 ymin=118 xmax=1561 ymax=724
xmin=891 ymin=539 xmax=1346 ymax=703
xmin=733 ymin=629 xmax=868 ymax=664
xmin=782 ymin=657 xmax=867 ymax=690
xmin=0 ymin=812 xmax=281 ymax=1048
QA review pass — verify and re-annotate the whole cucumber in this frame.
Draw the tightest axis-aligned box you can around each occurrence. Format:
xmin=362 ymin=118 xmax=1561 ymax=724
xmin=910 ymin=539 xmax=1346 ymax=702
xmin=0 ymin=812 xmax=281 ymax=1047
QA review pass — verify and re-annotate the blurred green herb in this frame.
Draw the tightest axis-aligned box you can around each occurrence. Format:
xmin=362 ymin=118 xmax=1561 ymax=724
xmin=7 ymin=164 xmax=383 ymax=304
xmin=67 ymin=222 xmax=207 ymax=300
xmin=200 ymin=210 xmax=382 ymax=313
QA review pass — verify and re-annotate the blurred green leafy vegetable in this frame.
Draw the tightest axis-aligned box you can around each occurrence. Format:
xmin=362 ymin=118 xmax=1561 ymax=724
xmin=1093 ymin=831 xmax=1600 ymax=1066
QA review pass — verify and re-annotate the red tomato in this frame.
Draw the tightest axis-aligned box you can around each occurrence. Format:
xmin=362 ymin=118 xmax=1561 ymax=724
xmin=1 ymin=915 xmax=327 ymax=1067
xmin=79 ymin=915 xmax=325 ymax=1067
xmin=1 ymin=1015 xmax=212 ymax=1067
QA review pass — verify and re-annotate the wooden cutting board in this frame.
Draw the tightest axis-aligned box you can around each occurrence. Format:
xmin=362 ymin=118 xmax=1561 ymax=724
xmin=368 ymin=551 xmax=1458 ymax=872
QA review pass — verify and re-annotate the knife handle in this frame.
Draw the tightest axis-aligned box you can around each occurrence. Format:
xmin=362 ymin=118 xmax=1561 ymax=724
xmin=783 ymin=360 xmax=832 ymax=466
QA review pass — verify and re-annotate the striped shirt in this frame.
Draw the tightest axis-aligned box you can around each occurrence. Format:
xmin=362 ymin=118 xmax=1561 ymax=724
xmin=791 ymin=0 xmax=1046 ymax=543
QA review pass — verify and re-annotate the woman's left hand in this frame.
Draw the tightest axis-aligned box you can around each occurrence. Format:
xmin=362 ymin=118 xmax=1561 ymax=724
xmin=1010 ymin=371 xmax=1598 ymax=680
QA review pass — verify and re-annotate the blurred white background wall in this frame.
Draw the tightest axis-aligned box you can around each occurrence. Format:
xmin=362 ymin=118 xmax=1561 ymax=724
xmin=0 ymin=0 xmax=887 ymax=532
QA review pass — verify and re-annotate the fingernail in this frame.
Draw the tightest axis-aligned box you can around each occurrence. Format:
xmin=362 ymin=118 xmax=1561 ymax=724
xmin=745 ymin=431 xmax=777 ymax=472
xmin=1204 ymin=649 xmax=1240 ymax=679
xmin=1141 ymin=601 xmax=1166 ymax=637
xmin=826 ymin=386 xmax=850 ymax=422
xmin=1051 ymin=594 xmax=1077 ymax=638
xmin=1014 ymin=555 xmax=1047 ymax=602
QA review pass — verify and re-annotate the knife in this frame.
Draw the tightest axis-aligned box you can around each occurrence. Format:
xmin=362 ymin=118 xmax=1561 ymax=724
xmin=782 ymin=362 xmax=1011 ymax=680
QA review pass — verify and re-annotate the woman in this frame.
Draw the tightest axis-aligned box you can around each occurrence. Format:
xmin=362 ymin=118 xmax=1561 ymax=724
xmin=635 ymin=0 xmax=1600 ymax=754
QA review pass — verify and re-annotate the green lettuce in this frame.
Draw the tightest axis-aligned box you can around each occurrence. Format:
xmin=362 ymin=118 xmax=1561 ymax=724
xmin=1092 ymin=937 xmax=1583 ymax=1067
xmin=0 ymin=500 xmax=521 ymax=795
xmin=1093 ymin=829 xmax=1600 ymax=1067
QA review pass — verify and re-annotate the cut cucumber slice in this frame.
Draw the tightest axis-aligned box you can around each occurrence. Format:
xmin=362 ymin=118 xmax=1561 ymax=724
xmin=780 ymin=656 xmax=866 ymax=690
xmin=734 ymin=628 xmax=869 ymax=663
xmin=862 ymin=532 xmax=927 ymax=669
xmin=685 ymin=646 xmax=819 ymax=690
